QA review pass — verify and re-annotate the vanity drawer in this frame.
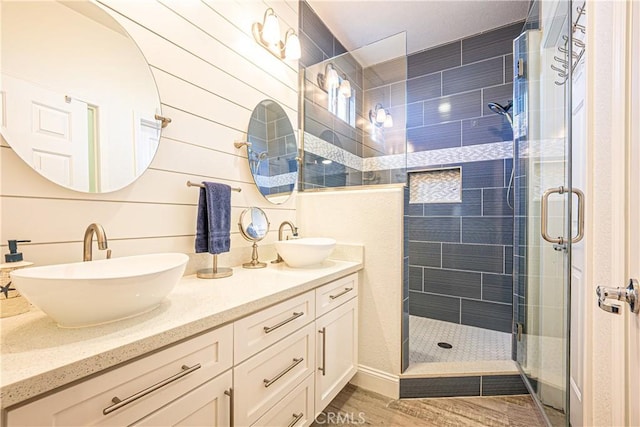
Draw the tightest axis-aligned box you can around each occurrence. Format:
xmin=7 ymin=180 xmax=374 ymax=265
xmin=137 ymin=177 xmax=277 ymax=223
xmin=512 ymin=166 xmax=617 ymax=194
xmin=234 ymin=322 xmax=315 ymax=427
xmin=315 ymin=273 xmax=358 ymax=317
xmin=6 ymin=324 xmax=233 ymax=426
xmin=252 ymin=373 xmax=315 ymax=427
xmin=234 ymin=290 xmax=315 ymax=363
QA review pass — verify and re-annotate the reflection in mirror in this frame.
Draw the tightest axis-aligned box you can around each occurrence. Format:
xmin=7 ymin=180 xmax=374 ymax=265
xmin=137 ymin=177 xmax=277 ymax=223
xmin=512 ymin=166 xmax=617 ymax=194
xmin=301 ymin=32 xmax=407 ymax=190
xmin=238 ymin=207 xmax=270 ymax=269
xmin=246 ymin=100 xmax=298 ymax=204
xmin=0 ymin=1 xmax=161 ymax=193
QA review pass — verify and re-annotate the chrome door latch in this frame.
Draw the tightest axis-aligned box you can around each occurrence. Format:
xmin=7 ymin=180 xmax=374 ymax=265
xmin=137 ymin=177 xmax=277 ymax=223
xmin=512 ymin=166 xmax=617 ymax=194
xmin=596 ymin=278 xmax=639 ymax=314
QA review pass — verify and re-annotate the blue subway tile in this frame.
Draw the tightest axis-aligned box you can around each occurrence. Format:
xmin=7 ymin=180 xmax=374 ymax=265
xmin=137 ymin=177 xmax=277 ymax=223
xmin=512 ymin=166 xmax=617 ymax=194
xmin=443 ymin=57 xmax=504 ymax=95
xmin=483 ymin=273 xmax=513 ymax=303
xmin=301 ymin=2 xmax=334 ymax=58
xmin=442 ymin=243 xmax=504 ymax=274
xmin=505 ymin=54 xmax=514 ymax=82
xmin=461 ymin=299 xmax=512 ymax=333
xmin=482 ymin=375 xmax=528 ymax=396
xmin=424 ymin=91 xmax=482 ymax=125
xmin=423 ymin=189 xmax=482 ymax=217
xmin=463 ymin=217 xmax=513 ymax=245
xmin=462 ymin=22 xmax=523 ymax=65
xmin=462 ymin=159 xmax=506 ymax=189
xmin=408 ymin=41 xmax=462 ymax=78
xmin=409 ymin=266 xmax=423 ymax=291
xmin=409 ymin=291 xmax=460 ymax=323
xmin=483 ymin=188 xmax=513 ymax=216
xmin=423 ymin=267 xmax=482 ymax=299
xmin=408 ymin=217 xmax=461 ymax=243
xmin=299 ymin=31 xmax=324 ymax=68
xmin=462 ymin=116 xmax=513 ymax=146
xmin=407 ymin=73 xmax=442 ymax=103
xmin=406 ymin=102 xmax=424 ymax=128
xmin=408 ymin=122 xmax=461 ymax=152
xmin=409 ymin=241 xmax=441 ymax=267
xmin=400 ymin=376 xmax=480 ymax=398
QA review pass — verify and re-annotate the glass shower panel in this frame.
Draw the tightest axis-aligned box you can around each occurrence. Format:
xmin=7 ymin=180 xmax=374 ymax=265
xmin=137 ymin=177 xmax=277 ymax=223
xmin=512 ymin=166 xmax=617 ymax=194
xmin=513 ymin=1 xmax=572 ymax=425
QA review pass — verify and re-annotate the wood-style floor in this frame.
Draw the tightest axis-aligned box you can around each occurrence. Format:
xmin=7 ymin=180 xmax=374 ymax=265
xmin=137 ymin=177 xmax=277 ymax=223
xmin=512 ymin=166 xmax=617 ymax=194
xmin=312 ymin=384 xmax=547 ymax=426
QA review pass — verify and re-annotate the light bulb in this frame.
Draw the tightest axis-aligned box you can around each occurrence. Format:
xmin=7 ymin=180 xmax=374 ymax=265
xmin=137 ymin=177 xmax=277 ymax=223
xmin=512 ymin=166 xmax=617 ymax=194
xmin=284 ymin=31 xmax=301 ymax=60
xmin=261 ymin=11 xmax=280 ymax=46
xmin=339 ymin=79 xmax=351 ymax=98
xmin=383 ymin=112 xmax=393 ymax=128
xmin=326 ymin=66 xmax=339 ymax=89
xmin=375 ymin=107 xmax=387 ymax=124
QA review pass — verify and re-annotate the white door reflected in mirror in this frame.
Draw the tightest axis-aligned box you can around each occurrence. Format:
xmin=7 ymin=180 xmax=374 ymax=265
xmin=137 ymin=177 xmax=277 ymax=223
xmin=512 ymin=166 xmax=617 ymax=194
xmin=0 ymin=1 xmax=161 ymax=193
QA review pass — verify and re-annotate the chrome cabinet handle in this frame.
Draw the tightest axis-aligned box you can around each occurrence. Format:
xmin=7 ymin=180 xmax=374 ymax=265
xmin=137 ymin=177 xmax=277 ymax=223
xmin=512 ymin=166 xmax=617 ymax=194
xmin=224 ymin=388 xmax=234 ymax=427
xmin=263 ymin=312 xmax=304 ymax=334
xmin=318 ymin=327 xmax=326 ymax=376
xmin=329 ymin=287 xmax=353 ymax=300
xmin=263 ymin=357 xmax=304 ymax=388
xmin=288 ymin=412 xmax=304 ymax=427
xmin=103 ymin=364 xmax=201 ymax=415
xmin=541 ymin=186 xmax=585 ymax=244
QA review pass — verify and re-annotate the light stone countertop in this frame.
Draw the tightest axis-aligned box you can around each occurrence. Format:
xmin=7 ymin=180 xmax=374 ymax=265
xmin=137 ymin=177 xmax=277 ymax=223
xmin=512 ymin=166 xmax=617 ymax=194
xmin=0 ymin=249 xmax=363 ymax=410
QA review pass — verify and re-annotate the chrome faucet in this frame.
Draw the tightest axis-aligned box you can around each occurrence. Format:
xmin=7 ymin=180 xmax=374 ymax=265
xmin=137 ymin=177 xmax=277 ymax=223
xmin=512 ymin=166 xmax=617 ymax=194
xmin=83 ymin=223 xmax=112 ymax=261
xmin=272 ymin=221 xmax=298 ymax=264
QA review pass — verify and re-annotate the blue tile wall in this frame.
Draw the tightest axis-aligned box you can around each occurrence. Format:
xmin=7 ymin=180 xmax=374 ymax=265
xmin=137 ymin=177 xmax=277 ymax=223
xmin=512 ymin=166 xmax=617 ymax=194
xmin=406 ymin=20 xmax=523 ymax=334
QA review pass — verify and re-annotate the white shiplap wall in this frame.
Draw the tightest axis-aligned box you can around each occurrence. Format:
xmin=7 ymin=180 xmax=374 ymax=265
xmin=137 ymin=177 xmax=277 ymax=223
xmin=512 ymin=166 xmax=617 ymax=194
xmin=0 ymin=0 xmax=299 ymax=272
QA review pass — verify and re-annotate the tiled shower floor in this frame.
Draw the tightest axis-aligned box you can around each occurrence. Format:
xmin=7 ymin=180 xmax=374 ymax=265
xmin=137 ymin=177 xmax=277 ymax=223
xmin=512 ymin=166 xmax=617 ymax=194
xmin=409 ymin=316 xmax=512 ymax=363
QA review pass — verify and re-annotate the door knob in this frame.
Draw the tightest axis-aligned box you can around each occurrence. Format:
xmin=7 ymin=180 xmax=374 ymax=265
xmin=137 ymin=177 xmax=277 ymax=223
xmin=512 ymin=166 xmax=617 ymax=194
xmin=596 ymin=279 xmax=639 ymax=314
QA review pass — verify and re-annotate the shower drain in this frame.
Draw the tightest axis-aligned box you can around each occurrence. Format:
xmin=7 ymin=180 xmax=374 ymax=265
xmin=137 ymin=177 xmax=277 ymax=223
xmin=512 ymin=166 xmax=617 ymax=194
xmin=437 ymin=342 xmax=453 ymax=349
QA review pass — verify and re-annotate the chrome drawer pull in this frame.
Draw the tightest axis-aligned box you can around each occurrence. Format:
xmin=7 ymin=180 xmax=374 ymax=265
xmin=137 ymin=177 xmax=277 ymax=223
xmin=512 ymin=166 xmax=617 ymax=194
xmin=263 ymin=312 xmax=304 ymax=334
xmin=288 ymin=412 xmax=304 ymax=427
xmin=318 ymin=328 xmax=326 ymax=376
xmin=329 ymin=287 xmax=353 ymax=300
xmin=224 ymin=388 xmax=234 ymax=427
xmin=263 ymin=357 xmax=304 ymax=388
xmin=103 ymin=364 xmax=201 ymax=415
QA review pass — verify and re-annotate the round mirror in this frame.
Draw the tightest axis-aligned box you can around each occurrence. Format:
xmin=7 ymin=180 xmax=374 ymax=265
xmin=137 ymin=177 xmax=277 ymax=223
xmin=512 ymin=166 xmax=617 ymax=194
xmin=246 ymin=100 xmax=298 ymax=204
xmin=238 ymin=207 xmax=270 ymax=269
xmin=238 ymin=207 xmax=270 ymax=242
xmin=1 ymin=1 xmax=161 ymax=193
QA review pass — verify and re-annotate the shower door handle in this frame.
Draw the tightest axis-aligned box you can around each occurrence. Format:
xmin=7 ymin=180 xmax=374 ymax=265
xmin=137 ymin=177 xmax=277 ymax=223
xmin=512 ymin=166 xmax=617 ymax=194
xmin=541 ymin=186 xmax=585 ymax=245
xmin=596 ymin=279 xmax=639 ymax=314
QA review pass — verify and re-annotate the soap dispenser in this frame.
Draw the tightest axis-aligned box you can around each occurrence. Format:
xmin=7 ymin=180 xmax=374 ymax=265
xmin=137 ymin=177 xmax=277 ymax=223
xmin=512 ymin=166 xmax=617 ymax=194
xmin=1 ymin=239 xmax=33 ymax=318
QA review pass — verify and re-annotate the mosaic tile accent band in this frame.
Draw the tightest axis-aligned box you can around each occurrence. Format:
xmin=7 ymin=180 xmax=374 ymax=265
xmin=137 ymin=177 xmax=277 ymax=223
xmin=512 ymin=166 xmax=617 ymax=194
xmin=304 ymin=131 xmax=513 ymax=173
xmin=254 ymin=172 xmax=297 ymax=188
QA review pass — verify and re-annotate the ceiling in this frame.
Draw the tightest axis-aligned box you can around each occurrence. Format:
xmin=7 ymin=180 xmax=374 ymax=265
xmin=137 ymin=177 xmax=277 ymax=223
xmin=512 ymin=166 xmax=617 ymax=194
xmin=305 ymin=0 xmax=531 ymax=55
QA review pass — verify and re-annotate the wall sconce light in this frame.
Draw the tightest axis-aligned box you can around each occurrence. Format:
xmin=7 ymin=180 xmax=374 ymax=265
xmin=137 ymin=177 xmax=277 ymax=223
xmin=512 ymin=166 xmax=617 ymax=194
xmin=252 ymin=8 xmax=301 ymax=61
xmin=317 ymin=64 xmax=352 ymax=98
xmin=317 ymin=63 xmax=340 ymax=91
xmin=369 ymin=103 xmax=393 ymax=128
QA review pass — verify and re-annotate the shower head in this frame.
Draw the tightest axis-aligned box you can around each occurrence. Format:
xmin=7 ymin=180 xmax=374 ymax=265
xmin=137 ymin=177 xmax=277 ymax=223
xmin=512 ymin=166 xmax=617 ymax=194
xmin=487 ymin=100 xmax=513 ymax=126
xmin=487 ymin=100 xmax=513 ymax=116
xmin=258 ymin=151 xmax=268 ymax=160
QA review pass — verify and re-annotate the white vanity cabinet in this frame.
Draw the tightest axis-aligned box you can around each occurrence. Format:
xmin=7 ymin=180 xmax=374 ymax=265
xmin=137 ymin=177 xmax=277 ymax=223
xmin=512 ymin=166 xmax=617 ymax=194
xmin=6 ymin=325 xmax=233 ymax=426
xmin=315 ymin=274 xmax=359 ymax=415
xmin=4 ymin=272 xmax=360 ymax=427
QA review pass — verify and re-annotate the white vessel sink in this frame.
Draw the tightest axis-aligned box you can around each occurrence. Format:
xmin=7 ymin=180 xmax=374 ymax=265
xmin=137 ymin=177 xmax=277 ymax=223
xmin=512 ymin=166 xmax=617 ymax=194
xmin=11 ymin=253 xmax=188 ymax=328
xmin=275 ymin=237 xmax=336 ymax=268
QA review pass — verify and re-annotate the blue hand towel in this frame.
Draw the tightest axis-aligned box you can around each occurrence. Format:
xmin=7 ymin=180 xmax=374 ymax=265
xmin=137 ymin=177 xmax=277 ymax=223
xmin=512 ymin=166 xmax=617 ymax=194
xmin=195 ymin=182 xmax=231 ymax=255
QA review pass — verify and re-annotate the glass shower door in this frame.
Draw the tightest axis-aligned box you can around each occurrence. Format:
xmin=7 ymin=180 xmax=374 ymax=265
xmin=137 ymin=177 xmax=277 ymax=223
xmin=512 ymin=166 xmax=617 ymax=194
xmin=513 ymin=1 xmax=574 ymax=425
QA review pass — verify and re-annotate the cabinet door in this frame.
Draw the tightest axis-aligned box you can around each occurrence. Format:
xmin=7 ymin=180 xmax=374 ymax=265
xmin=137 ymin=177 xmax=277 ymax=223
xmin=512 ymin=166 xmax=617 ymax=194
xmin=315 ymin=297 xmax=358 ymax=414
xmin=133 ymin=370 xmax=232 ymax=427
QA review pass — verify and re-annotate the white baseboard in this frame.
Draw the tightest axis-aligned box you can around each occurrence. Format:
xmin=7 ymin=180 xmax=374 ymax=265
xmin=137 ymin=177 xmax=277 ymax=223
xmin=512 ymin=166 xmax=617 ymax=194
xmin=350 ymin=365 xmax=399 ymax=399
